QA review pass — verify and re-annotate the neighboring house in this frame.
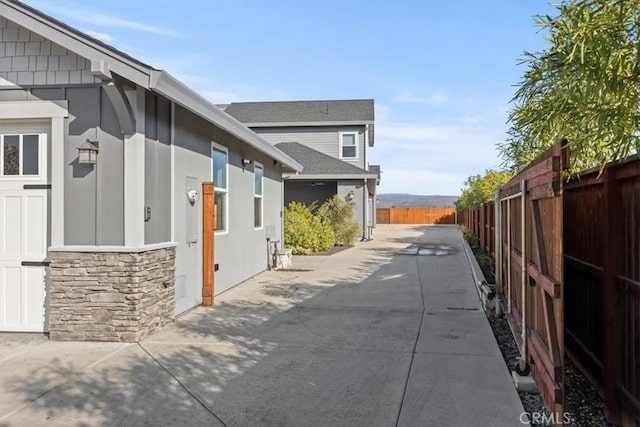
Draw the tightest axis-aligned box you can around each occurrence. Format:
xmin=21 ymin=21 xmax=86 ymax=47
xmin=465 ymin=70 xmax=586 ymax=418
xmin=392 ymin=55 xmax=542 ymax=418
xmin=224 ymin=100 xmax=380 ymax=240
xmin=0 ymin=0 xmax=302 ymax=341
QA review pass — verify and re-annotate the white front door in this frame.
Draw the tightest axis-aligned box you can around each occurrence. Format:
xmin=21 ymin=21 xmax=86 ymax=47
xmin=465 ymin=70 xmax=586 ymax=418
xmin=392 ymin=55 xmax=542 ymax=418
xmin=0 ymin=129 xmax=49 ymax=332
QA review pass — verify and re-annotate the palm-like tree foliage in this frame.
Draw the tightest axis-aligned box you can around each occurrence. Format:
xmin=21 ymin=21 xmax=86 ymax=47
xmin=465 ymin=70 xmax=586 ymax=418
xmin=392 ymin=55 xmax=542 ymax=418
xmin=502 ymin=0 xmax=639 ymax=173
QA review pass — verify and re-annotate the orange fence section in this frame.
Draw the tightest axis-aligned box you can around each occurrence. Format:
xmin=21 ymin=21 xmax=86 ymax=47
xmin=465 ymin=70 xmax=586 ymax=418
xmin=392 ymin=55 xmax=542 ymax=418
xmin=376 ymin=207 xmax=456 ymax=225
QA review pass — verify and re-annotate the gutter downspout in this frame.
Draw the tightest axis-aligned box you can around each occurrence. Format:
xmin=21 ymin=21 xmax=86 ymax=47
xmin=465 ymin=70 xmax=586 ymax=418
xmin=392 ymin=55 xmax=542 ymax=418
xmin=363 ymin=125 xmax=370 ymax=240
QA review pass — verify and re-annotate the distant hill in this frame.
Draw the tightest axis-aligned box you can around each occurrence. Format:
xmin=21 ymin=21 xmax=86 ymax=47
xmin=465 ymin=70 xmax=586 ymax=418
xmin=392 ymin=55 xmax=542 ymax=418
xmin=377 ymin=194 xmax=458 ymax=208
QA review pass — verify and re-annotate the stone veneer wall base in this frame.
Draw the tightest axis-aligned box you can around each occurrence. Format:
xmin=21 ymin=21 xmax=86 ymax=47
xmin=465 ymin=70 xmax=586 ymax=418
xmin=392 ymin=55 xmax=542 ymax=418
xmin=49 ymin=247 xmax=175 ymax=342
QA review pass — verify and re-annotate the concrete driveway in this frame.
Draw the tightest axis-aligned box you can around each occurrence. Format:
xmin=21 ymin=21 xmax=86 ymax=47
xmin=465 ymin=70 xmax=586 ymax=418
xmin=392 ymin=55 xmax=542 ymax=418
xmin=0 ymin=225 xmax=526 ymax=427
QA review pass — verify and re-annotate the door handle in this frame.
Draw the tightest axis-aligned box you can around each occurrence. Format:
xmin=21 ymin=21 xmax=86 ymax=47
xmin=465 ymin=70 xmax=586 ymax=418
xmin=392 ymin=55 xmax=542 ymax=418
xmin=21 ymin=261 xmax=50 ymax=267
xmin=23 ymin=184 xmax=51 ymax=190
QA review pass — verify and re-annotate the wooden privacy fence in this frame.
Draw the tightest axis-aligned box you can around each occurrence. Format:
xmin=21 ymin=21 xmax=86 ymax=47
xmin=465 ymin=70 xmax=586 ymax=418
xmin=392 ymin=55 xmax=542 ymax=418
xmin=496 ymin=142 xmax=567 ymax=422
xmin=458 ymin=145 xmax=639 ymax=426
xmin=563 ymin=157 xmax=639 ymax=427
xmin=376 ymin=207 xmax=456 ymax=224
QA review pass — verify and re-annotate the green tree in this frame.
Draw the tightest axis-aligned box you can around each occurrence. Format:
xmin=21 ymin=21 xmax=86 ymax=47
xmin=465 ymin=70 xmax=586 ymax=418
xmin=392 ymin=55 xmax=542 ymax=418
xmin=456 ymin=169 xmax=513 ymax=209
xmin=316 ymin=195 xmax=361 ymax=246
xmin=502 ymin=0 xmax=639 ymax=173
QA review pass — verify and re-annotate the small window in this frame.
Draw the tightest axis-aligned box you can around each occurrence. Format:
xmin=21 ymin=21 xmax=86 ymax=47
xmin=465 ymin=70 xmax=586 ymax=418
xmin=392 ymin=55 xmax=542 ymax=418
xmin=340 ymin=132 xmax=357 ymax=159
xmin=254 ymin=162 xmax=263 ymax=229
xmin=1 ymin=134 xmax=40 ymax=176
xmin=212 ymin=143 xmax=228 ymax=233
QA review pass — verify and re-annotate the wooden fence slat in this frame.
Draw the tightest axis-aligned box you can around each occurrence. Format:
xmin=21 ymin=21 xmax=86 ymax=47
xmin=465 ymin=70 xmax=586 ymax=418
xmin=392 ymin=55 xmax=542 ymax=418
xmin=466 ymin=149 xmax=638 ymax=425
xmin=376 ymin=207 xmax=456 ymax=225
xmin=603 ymin=166 xmax=623 ymax=424
xmin=512 ymin=251 xmax=561 ymax=298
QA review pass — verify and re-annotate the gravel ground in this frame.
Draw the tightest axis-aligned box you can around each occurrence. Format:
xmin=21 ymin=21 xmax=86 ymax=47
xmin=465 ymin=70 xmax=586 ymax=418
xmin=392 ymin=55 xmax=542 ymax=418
xmin=488 ymin=308 xmax=614 ymax=426
xmin=467 ymin=240 xmax=614 ymax=427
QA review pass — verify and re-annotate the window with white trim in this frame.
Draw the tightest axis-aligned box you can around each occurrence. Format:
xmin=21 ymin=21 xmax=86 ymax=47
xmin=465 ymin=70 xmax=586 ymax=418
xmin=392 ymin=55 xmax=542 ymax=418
xmin=1 ymin=134 xmax=40 ymax=176
xmin=340 ymin=132 xmax=358 ymax=159
xmin=212 ymin=143 xmax=228 ymax=233
xmin=254 ymin=162 xmax=263 ymax=229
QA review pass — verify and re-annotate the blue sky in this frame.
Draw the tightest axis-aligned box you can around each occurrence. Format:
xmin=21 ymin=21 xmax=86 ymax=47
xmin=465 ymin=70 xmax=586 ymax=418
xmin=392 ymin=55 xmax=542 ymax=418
xmin=27 ymin=0 xmax=558 ymax=195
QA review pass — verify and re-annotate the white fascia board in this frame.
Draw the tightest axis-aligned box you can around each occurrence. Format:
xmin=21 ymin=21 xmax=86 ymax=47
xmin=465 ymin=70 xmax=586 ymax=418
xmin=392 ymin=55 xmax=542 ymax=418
xmin=1 ymin=1 xmax=151 ymax=87
xmin=0 ymin=100 xmax=68 ymax=118
xmin=150 ymin=71 xmax=303 ymax=173
xmin=246 ymin=121 xmax=373 ymax=128
xmin=285 ymin=173 xmax=378 ymax=180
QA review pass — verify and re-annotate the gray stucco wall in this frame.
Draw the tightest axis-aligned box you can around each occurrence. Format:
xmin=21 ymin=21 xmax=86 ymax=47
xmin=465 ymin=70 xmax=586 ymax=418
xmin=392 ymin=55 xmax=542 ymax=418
xmin=173 ymin=105 xmax=285 ymax=313
xmin=253 ymin=125 xmax=367 ymax=170
xmin=214 ymin=135 xmax=285 ymax=294
xmin=337 ymin=180 xmax=366 ymax=239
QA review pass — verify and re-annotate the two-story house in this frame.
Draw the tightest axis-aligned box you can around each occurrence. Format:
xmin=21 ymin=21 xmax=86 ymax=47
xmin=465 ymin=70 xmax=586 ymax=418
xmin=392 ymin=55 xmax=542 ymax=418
xmin=225 ymin=100 xmax=380 ymax=240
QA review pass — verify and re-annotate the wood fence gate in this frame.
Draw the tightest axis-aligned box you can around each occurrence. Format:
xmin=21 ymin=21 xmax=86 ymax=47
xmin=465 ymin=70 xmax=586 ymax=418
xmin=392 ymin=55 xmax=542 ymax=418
xmin=497 ymin=142 xmax=566 ymax=420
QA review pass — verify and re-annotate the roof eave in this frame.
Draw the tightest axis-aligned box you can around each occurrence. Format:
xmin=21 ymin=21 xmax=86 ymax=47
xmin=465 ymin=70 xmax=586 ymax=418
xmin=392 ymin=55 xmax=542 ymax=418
xmin=245 ymin=120 xmax=374 ymax=128
xmin=151 ymin=71 xmax=303 ymax=172
xmin=286 ymin=173 xmax=379 ymax=180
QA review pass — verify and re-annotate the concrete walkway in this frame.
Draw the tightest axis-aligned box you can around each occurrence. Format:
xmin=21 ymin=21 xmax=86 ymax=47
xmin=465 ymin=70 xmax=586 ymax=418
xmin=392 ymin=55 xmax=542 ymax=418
xmin=0 ymin=225 xmax=526 ymax=426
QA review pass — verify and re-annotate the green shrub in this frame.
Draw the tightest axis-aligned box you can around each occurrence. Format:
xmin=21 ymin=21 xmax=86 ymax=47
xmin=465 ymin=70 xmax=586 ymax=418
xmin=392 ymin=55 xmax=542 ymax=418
xmin=475 ymin=252 xmax=494 ymax=273
xmin=284 ymin=202 xmax=335 ymax=254
xmin=316 ymin=195 xmax=361 ymax=246
xmin=459 ymin=225 xmax=479 ymax=247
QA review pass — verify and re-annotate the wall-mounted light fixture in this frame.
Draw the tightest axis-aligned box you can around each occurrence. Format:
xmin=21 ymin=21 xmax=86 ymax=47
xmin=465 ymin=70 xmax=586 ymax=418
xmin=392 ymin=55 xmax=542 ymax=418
xmin=345 ymin=191 xmax=355 ymax=202
xmin=186 ymin=188 xmax=199 ymax=204
xmin=78 ymin=139 xmax=99 ymax=164
xmin=242 ymin=158 xmax=252 ymax=167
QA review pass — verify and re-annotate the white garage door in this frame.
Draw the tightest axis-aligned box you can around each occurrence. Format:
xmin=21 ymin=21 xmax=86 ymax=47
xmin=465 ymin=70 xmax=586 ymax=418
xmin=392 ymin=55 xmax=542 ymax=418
xmin=0 ymin=131 xmax=49 ymax=332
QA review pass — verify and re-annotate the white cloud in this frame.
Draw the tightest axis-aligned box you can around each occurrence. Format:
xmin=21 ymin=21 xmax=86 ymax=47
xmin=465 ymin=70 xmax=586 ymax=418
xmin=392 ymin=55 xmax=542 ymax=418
xmin=374 ymin=103 xmax=392 ymax=121
xmin=377 ymin=122 xmax=503 ymax=158
xmin=32 ymin=2 xmax=182 ymax=37
xmin=203 ymin=90 xmax=247 ymax=104
xmin=84 ymin=30 xmax=115 ymax=43
xmin=371 ymin=120 xmax=507 ymax=195
xmin=377 ymin=168 xmax=467 ymax=195
xmin=394 ymin=93 xmax=449 ymax=106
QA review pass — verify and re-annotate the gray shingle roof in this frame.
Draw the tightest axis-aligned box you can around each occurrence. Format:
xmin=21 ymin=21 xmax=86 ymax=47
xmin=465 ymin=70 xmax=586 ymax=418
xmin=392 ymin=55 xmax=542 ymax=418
xmin=225 ymin=100 xmax=374 ymax=124
xmin=276 ymin=142 xmax=376 ymax=177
